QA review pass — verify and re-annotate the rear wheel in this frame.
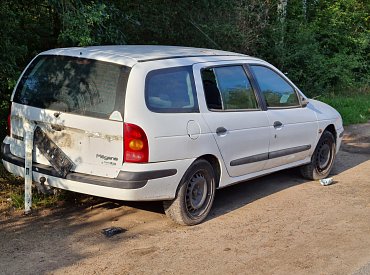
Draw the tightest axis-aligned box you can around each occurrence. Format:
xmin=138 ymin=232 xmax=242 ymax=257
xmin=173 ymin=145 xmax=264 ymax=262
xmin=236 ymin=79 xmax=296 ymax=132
xmin=300 ymin=130 xmax=336 ymax=180
xmin=163 ymin=159 xmax=216 ymax=225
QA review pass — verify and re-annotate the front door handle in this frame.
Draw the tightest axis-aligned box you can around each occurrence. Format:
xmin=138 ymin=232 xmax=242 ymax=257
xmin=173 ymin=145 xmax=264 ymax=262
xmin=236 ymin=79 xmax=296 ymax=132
xmin=216 ymin=127 xmax=227 ymax=135
xmin=273 ymin=121 xmax=283 ymax=128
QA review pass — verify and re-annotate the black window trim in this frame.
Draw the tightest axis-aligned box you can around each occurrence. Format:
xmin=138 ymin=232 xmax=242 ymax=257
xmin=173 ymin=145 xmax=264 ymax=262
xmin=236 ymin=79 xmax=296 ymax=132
xmin=200 ymin=64 xmax=263 ymax=113
xmin=144 ymin=66 xmax=200 ymax=114
xmin=245 ymin=63 xmax=304 ymax=110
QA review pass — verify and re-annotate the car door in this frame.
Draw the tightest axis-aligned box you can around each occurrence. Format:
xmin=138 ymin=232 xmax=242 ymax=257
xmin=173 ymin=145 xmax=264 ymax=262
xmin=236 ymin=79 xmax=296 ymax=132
xmin=248 ymin=64 xmax=318 ymax=169
xmin=193 ymin=62 xmax=271 ymax=177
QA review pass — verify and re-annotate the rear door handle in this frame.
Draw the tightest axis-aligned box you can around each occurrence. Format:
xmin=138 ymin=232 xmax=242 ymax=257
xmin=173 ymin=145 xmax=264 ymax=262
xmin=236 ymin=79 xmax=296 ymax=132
xmin=216 ymin=127 xmax=227 ymax=135
xmin=273 ymin=121 xmax=283 ymax=128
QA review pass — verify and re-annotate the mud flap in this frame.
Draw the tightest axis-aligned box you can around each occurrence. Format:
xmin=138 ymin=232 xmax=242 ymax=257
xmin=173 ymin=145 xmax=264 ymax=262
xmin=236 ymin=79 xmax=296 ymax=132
xmin=23 ymin=119 xmax=36 ymax=214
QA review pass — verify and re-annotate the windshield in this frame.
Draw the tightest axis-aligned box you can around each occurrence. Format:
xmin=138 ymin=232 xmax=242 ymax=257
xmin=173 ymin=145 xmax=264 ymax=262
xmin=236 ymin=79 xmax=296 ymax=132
xmin=13 ymin=55 xmax=129 ymax=118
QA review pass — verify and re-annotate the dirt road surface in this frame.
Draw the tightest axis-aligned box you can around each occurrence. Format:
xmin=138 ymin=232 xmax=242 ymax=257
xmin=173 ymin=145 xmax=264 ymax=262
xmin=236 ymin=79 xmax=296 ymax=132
xmin=1 ymin=123 xmax=369 ymax=275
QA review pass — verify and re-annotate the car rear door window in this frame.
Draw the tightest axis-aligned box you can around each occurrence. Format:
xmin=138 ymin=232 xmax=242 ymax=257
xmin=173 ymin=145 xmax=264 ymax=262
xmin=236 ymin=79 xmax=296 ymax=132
xmin=250 ymin=65 xmax=300 ymax=108
xmin=145 ymin=66 xmax=198 ymax=113
xmin=201 ymin=65 xmax=258 ymax=110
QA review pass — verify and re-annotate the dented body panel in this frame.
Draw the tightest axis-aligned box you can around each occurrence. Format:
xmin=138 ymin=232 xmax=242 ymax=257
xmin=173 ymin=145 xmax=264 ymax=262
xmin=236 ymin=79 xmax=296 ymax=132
xmin=9 ymin=102 xmax=124 ymax=178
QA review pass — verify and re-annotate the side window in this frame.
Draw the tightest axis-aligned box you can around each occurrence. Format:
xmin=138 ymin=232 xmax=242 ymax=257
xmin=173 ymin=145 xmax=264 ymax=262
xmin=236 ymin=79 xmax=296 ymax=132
xmin=145 ymin=66 xmax=198 ymax=113
xmin=250 ymin=65 xmax=300 ymax=108
xmin=201 ymin=66 xmax=258 ymax=110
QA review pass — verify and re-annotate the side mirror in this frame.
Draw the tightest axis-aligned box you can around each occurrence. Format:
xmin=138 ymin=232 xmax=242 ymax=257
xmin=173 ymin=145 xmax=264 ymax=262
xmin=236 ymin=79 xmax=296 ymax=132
xmin=301 ymin=97 xmax=309 ymax=108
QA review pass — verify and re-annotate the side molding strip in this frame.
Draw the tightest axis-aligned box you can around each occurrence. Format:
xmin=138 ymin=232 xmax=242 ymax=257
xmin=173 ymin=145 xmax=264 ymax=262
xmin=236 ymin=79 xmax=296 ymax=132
xmin=268 ymin=145 xmax=312 ymax=160
xmin=230 ymin=145 xmax=312 ymax=166
xmin=230 ymin=153 xmax=269 ymax=167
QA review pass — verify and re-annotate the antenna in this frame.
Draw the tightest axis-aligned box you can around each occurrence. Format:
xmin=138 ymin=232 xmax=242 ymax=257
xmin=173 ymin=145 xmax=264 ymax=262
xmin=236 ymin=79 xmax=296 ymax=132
xmin=189 ymin=20 xmax=221 ymax=49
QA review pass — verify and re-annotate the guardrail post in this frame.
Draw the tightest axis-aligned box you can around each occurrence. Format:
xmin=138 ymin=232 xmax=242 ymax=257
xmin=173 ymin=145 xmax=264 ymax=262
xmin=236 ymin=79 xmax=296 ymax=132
xmin=23 ymin=119 xmax=35 ymax=215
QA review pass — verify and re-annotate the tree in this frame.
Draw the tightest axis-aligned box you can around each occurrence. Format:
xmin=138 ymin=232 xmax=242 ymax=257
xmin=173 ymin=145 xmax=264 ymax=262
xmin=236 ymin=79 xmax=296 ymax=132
xmin=0 ymin=0 xmax=369 ymax=142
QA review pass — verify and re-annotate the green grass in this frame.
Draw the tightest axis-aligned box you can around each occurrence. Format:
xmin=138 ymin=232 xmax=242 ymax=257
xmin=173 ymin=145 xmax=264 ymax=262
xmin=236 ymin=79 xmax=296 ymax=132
xmin=0 ymin=163 xmax=95 ymax=211
xmin=0 ymin=163 xmax=60 ymax=210
xmin=320 ymin=93 xmax=370 ymax=126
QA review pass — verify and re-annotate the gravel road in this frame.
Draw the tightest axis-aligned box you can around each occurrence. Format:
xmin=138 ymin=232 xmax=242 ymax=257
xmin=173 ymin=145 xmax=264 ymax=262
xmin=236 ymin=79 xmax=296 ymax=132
xmin=1 ymin=123 xmax=369 ymax=275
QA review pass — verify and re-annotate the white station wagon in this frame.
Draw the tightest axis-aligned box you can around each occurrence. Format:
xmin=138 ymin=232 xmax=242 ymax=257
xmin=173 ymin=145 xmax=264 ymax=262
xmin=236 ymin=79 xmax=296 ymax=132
xmin=2 ymin=46 xmax=344 ymax=225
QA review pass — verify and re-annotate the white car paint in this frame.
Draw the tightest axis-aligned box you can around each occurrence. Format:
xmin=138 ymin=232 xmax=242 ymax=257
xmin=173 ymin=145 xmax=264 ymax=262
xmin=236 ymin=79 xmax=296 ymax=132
xmin=2 ymin=45 xmax=343 ymax=201
xmin=264 ymin=107 xmax=318 ymax=169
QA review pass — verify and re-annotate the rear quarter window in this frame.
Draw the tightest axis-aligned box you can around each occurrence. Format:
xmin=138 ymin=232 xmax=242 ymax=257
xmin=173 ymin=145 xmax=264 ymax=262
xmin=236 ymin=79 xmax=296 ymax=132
xmin=145 ymin=66 xmax=199 ymax=113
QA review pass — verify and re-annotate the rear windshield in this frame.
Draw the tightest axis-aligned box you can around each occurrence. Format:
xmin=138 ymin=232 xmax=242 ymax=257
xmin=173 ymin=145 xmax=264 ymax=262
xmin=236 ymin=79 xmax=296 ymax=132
xmin=13 ymin=55 xmax=129 ymax=118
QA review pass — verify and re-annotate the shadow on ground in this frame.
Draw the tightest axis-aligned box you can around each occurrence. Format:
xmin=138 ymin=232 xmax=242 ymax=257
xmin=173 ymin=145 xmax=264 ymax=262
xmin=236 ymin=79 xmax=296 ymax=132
xmin=1 ymin=122 xmax=369 ymax=273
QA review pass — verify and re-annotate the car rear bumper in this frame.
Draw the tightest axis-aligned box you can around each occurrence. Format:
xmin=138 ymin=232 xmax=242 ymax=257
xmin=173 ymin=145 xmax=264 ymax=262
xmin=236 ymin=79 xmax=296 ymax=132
xmin=1 ymin=142 xmax=192 ymax=201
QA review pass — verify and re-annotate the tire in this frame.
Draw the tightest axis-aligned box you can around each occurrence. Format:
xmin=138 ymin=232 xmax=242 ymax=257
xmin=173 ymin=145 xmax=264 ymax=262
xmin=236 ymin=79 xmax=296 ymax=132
xmin=163 ymin=159 xmax=216 ymax=226
xmin=300 ymin=130 xmax=336 ymax=180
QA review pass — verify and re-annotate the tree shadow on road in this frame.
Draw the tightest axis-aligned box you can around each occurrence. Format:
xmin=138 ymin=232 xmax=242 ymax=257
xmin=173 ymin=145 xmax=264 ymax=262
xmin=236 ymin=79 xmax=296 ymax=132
xmin=208 ymin=148 xmax=369 ymax=222
xmin=0 ymin=196 xmax=169 ymax=274
xmin=1 ymin=147 xmax=368 ymax=273
xmin=209 ymin=168 xmax=305 ymax=220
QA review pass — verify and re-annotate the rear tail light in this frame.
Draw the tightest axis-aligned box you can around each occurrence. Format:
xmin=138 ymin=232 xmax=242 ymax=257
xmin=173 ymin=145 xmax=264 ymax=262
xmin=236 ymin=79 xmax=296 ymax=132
xmin=6 ymin=103 xmax=12 ymax=136
xmin=124 ymin=123 xmax=148 ymax=163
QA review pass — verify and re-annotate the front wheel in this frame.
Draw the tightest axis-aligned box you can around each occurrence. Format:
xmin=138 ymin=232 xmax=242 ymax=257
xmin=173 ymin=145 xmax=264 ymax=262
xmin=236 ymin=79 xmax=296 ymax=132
xmin=300 ymin=130 xmax=336 ymax=180
xmin=163 ymin=159 xmax=216 ymax=225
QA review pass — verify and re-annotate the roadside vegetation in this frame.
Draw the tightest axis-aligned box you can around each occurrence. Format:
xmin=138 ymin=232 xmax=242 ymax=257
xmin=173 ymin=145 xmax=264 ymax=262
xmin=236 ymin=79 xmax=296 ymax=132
xmin=0 ymin=163 xmax=56 ymax=211
xmin=0 ymin=0 xmax=369 ymax=210
xmin=0 ymin=163 xmax=97 ymax=212
xmin=321 ymin=91 xmax=370 ymax=125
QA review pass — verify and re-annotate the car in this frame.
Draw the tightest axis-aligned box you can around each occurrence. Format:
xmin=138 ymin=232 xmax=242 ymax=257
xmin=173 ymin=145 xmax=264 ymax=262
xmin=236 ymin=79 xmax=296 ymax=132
xmin=1 ymin=45 xmax=344 ymax=225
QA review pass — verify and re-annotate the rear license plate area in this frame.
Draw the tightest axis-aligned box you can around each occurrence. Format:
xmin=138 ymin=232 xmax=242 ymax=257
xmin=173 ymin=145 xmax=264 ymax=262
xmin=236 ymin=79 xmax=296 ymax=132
xmin=33 ymin=126 xmax=74 ymax=178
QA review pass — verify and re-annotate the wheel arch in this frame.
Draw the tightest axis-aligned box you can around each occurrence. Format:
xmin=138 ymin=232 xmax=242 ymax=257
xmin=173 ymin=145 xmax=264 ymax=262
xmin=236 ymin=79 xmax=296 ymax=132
xmin=312 ymin=123 xmax=337 ymax=155
xmin=173 ymin=154 xmax=222 ymax=198
xmin=301 ymin=125 xmax=337 ymax=180
xmin=197 ymin=154 xmax=221 ymax=188
xmin=324 ymin=124 xmax=337 ymax=141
